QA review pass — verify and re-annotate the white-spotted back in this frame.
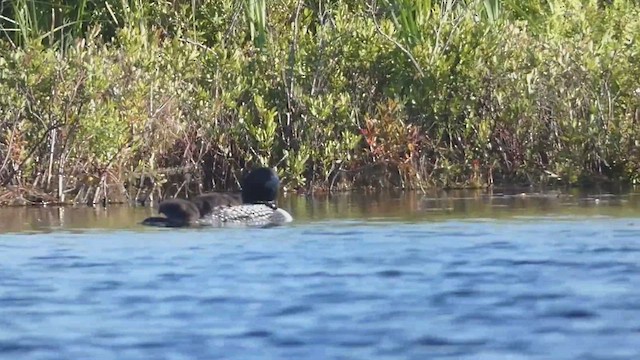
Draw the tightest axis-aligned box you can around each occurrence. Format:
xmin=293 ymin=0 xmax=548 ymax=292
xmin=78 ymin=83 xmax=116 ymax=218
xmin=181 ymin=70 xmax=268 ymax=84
xmin=197 ymin=204 xmax=293 ymax=228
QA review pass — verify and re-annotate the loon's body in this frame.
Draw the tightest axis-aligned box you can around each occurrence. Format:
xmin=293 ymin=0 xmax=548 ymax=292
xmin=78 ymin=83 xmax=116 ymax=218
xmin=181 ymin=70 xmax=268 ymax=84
xmin=141 ymin=167 xmax=292 ymax=228
xmin=200 ymin=203 xmax=293 ymax=228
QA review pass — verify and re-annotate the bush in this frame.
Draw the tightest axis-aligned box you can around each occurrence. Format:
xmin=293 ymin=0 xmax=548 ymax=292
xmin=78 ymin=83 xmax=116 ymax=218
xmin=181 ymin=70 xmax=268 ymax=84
xmin=0 ymin=0 xmax=639 ymax=204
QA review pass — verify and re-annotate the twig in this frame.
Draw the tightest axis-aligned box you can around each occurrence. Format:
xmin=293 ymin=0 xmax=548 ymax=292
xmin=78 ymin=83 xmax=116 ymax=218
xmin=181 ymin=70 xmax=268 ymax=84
xmin=1 ymin=122 xmax=65 ymax=187
xmin=178 ymin=37 xmax=214 ymax=53
xmin=286 ymin=0 xmax=305 ymax=102
xmin=0 ymin=112 xmax=19 ymax=177
xmin=47 ymin=128 xmax=57 ymax=190
xmin=310 ymin=0 xmax=325 ymax=96
xmin=368 ymin=0 xmax=425 ymax=78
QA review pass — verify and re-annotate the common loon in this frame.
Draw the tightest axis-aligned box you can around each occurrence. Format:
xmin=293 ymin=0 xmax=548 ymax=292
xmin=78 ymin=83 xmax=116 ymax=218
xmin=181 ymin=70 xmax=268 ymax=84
xmin=141 ymin=167 xmax=293 ymax=228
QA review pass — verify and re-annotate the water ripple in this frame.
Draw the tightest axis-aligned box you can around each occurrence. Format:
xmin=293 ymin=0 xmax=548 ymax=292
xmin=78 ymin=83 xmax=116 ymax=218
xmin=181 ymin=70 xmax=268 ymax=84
xmin=413 ymin=335 xmax=487 ymax=347
xmin=1 ymin=218 xmax=640 ymax=359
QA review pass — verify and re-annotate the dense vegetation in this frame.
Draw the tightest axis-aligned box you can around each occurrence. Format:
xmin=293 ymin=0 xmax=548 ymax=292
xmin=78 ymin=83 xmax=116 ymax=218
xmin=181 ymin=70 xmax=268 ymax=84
xmin=1 ymin=0 xmax=639 ymax=205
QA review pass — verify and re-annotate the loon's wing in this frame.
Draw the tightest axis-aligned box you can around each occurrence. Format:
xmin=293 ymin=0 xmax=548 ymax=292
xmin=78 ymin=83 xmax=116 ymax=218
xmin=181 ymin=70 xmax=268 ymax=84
xmin=198 ymin=204 xmax=293 ymax=228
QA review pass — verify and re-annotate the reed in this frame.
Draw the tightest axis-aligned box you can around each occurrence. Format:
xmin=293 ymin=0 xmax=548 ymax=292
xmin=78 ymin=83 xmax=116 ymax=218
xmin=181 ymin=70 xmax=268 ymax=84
xmin=244 ymin=0 xmax=267 ymax=49
xmin=0 ymin=0 xmax=90 ymax=48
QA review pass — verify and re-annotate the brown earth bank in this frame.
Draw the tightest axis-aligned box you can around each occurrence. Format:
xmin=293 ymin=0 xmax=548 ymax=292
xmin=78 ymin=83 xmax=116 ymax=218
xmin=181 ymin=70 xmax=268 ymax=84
xmin=0 ymin=164 xmax=629 ymax=208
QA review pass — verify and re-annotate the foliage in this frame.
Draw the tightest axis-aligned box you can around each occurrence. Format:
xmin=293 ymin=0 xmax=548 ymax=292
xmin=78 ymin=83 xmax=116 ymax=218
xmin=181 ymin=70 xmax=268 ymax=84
xmin=1 ymin=0 xmax=640 ymax=204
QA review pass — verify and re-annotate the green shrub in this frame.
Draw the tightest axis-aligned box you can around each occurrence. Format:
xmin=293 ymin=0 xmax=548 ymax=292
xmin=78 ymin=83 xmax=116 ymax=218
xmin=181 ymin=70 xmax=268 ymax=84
xmin=1 ymin=0 xmax=639 ymax=204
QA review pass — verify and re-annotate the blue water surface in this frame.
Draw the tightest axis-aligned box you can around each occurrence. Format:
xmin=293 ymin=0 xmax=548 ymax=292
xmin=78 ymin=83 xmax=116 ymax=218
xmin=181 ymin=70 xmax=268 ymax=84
xmin=1 ymin=194 xmax=640 ymax=359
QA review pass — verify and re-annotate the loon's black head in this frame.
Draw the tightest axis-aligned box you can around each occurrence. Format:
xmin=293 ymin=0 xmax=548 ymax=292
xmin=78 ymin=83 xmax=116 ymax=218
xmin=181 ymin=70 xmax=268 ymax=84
xmin=241 ymin=167 xmax=280 ymax=204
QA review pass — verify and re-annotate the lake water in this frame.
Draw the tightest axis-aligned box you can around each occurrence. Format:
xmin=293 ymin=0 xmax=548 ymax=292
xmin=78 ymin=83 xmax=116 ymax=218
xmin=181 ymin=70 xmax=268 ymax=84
xmin=1 ymin=189 xmax=639 ymax=359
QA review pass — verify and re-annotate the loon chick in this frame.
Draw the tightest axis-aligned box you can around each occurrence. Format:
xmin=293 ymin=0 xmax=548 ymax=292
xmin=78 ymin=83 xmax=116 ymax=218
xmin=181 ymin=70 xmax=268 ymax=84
xmin=141 ymin=198 xmax=201 ymax=227
xmin=192 ymin=192 xmax=242 ymax=216
xmin=141 ymin=167 xmax=292 ymax=228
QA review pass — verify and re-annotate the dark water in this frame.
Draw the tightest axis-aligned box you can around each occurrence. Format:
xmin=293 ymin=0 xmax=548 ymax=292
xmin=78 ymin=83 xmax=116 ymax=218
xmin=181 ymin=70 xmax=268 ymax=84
xmin=1 ymin=189 xmax=639 ymax=359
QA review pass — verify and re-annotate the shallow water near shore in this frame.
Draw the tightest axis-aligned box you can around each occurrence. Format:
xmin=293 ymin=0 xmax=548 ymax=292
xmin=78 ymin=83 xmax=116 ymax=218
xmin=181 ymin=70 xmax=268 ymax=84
xmin=1 ymin=188 xmax=639 ymax=359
